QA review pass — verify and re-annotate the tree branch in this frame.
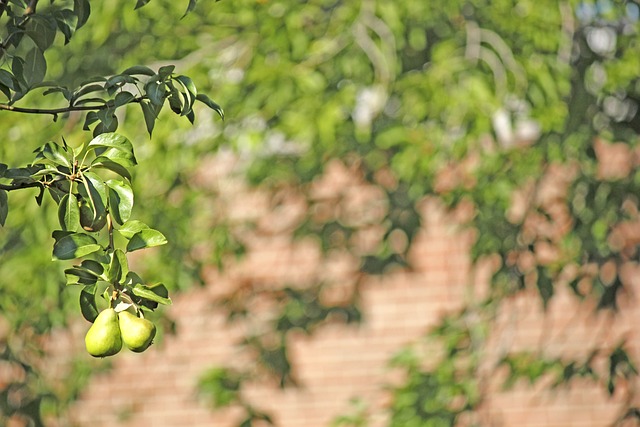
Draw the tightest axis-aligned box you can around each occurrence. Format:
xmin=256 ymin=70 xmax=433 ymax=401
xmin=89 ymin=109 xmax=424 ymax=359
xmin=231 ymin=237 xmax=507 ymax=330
xmin=24 ymin=0 xmax=38 ymax=16
xmin=0 ymin=98 xmax=143 ymax=118
xmin=0 ymin=103 xmax=102 ymax=117
xmin=0 ymin=181 xmax=42 ymax=191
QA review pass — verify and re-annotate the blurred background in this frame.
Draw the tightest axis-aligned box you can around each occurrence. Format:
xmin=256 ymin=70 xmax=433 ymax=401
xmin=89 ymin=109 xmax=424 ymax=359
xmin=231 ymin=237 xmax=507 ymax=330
xmin=2 ymin=0 xmax=640 ymax=426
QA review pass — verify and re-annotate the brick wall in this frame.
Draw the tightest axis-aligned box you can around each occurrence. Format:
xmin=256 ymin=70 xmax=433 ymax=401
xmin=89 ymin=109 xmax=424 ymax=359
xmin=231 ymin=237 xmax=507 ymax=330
xmin=50 ymin=151 xmax=640 ymax=427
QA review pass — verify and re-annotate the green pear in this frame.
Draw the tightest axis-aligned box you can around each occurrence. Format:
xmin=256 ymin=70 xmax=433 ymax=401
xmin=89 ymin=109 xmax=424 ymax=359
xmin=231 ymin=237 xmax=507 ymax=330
xmin=118 ymin=311 xmax=156 ymax=353
xmin=85 ymin=308 xmax=122 ymax=357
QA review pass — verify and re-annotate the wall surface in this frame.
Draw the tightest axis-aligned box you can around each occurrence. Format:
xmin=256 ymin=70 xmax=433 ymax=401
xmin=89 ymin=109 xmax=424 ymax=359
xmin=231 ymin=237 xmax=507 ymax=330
xmin=58 ymin=153 xmax=640 ymax=427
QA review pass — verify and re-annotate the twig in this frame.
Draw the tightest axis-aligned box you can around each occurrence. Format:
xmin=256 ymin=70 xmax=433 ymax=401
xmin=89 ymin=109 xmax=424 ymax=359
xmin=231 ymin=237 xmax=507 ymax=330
xmin=0 ymin=181 xmax=42 ymax=191
xmin=24 ymin=0 xmax=38 ymax=16
xmin=0 ymin=98 xmax=143 ymax=118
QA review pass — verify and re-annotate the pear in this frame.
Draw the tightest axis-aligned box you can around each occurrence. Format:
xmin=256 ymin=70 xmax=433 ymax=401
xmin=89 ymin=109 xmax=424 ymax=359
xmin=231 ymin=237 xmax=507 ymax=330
xmin=118 ymin=311 xmax=156 ymax=353
xmin=85 ymin=308 xmax=122 ymax=357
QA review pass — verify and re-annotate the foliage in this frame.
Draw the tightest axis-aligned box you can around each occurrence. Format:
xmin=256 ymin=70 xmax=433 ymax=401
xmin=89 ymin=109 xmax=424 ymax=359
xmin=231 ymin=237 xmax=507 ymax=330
xmin=0 ymin=0 xmax=223 ymax=425
xmin=2 ymin=0 xmax=640 ymax=426
xmin=188 ymin=0 xmax=640 ymax=425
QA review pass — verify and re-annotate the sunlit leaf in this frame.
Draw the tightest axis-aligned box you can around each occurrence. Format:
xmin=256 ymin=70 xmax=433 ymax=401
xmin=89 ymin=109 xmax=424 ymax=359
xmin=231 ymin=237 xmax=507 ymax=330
xmin=126 ymin=229 xmax=168 ymax=252
xmin=196 ymin=93 xmax=224 ymax=119
xmin=87 ymin=133 xmax=134 ymax=156
xmin=58 ymin=193 xmax=80 ymax=231
xmin=132 ymin=284 xmax=172 ymax=305
xmin=106 ymin=179 xmax=134 ymax=225
xmin=52 ymin=232 xmax=102 ymax=260
xmin=118 ymin=220 xmax=151 ymax=239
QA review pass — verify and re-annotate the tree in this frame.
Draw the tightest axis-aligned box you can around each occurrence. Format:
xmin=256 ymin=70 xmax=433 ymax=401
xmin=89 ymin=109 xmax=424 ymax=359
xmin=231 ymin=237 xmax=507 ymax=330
xmin=192 ymin=0 xmax=640 ymax=425
xmin=0 ymin=0 xmax=222 ymax=425
xmin=2 ymin=0 xmax=640 ymax=426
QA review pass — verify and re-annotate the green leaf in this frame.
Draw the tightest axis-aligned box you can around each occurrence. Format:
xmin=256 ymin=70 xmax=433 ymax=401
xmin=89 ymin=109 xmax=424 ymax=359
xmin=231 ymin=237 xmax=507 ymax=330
xmin=108 ymin=249 xmax=129 ymax=283
xmin=106 ymin=179 xmax=134 ymax=225
xmin=0 ymin=70 xmax=16 ymax=90
xmin=182 ymin=0 xmax=198 ymax=17
xmin=52 ymin=232 xmax=102 ymax=260
xmin=175 ymin=75 xmax=197 ymax=115
xmin=140 ymin=100 xmax=158 ymax=136
xmin=42 ymin=85 xmax=71 ymax=100
xmin=0 ymin=82 xmax=10 ymax=100
xmin=107 ymin=250 xmax=120 ymax=283
xmin=5 ymin=167 xmax=39 ymax=180
xmin=80 ymin=76 xmax=107 ymax=86
xmin=83 ymin=111 xmax=99 ymax=131
xmin=134 ymin=0 xmax=151 ymax=10
xmin=158 ymin=65 xmax=175 ymax=79
xmin=66 ymin=268 xmax=97 ymax=285
xmin=74 ymin=97 xmax=107 ymax=106
xmin=80 ymin=287 xmax=99 ymax=322
xmin=118 ymin=220 xmax=150 ymax=239
xmin=71 ymin=83 xmax=105 ymax=104
xmin=81 ymin=171 xmax=108 ymax=218
xmin=138 ymin=283 xmax=169 ymax=310
xmin=11 ymin=57 xmax=26 ymax=87
xmin=0 ymin=190 xmax=8 ymax=226
xmin=93 ymin=146 xmax=137 ymax=169
xmin=30 ymin=166 xmax=60 ymax=179
xmin=196 ymin=93 xmax=225 ymax=119
xmin=132 ymin=283 xmax=172 ymax=305
xmin=34 ymin=141 xmax=71 ymax=168
xmin=23 ymin=47 xmax=47 ymax=88
xmin=26 ymin=15 xmax=57 ymax=51
xmin=58 ymin=193 xmax=80 ymax=231
xmin=114 ymin=91 xmax=136 ymax=107
xmin=145 ymin=81 xmax=166 ymax=106
xmin=175 ymin=75 xmax=197 ymax=96
xmin=91 ymin=156 xmax=131 ymax=181
xmin=91 ymin=157 xmax=132 ymax=181
xmin=105 ymin=74 xmax=138 ymax=95
xmin=65 ymin=260 xmax=104 ymax=285
xmin=95 ymin=108 xmax=118 ymax=132
xmin=87 ymin=133 xmax=135 ymax=155
xmin=53 ymin=9 xmax=77 ymax=44
xmin=166 ymin=81 xmax=183 ymax=114
xmin=126 ymin=229 xmax=168 ymax=252
xmin=74 ymin=0 xmax=91 ymax=30
xmin=80 ymin=259 xmax=105 ymax=276
xmin=121 ymin=65 xmax=155 ymax=76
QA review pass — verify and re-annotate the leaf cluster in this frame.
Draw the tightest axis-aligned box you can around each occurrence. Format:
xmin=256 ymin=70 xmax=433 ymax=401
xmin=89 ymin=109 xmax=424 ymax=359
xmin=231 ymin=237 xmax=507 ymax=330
xmin=1 ymin=133 xmax=172 ymax=325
